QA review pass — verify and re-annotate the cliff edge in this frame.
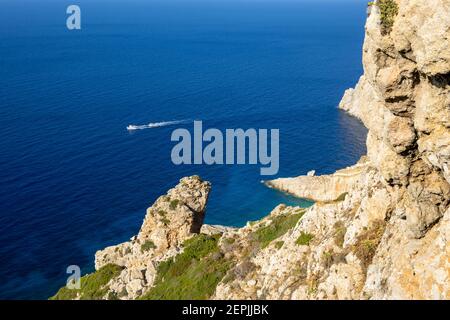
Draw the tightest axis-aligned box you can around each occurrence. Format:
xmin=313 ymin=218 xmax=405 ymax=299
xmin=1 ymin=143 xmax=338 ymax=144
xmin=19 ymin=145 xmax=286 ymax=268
xmin=52 ymin=0 xmax=449 ymax=300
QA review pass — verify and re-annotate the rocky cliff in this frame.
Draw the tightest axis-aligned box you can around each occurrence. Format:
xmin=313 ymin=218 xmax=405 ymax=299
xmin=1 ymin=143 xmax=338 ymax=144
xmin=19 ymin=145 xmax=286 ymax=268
xmin=52 ymin=0 xmax=449 ymax=300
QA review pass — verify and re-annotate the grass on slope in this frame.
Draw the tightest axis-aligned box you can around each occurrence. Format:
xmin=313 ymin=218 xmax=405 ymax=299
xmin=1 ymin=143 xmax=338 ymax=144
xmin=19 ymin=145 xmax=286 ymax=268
xmin=50 ymin=264 xmax=123 ymax=300
xmin=141 ymin=240 xmax=156 ymax=252
xmin=370 ymin=0 xmax=398 ymax=33
xmin=253 ymin=209 xmax=305 ymax=248
xmin=296 ymin=232 xmax=314 ymax=246
xmin=352 ymin=220 xmax=385 ymax=269
xmin=140 ymin=234 xmax=232 ymax=300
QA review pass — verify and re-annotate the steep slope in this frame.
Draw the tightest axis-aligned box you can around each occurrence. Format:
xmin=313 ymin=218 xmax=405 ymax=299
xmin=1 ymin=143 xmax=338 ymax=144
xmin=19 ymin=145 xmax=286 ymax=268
xmin=225 ymin=0 xmax=450 ymax=299
xmin=52 ymin=0 xmax=449 ymax=300
xmin=249 ymin=0 xmax=450 ymax=299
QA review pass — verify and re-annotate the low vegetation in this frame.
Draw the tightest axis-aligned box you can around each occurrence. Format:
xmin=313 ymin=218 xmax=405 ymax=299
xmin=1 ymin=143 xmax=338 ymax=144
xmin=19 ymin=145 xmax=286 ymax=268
xmin=307 ymin=274 xmax=320 ymax=296
xmin=296 ymin=232 xmax=314 ymax=246
xmin=223 ymin=237 xmax=235 ymax=245
xmin=375 ymin=0 xmax=399 ymax=34
xmin=322 ymin=250 xmax=334 ymax=268
xmin=222 ymin=259 xmax=256 ymax=284
xmin=333 ymin=221 xmax=347 ymax=248
xmin=160 ymin=217 xmax=170 ymax=226
xmin=169 ymin=199 xmax=180 ymax=210
xmin=141 ymin=240 xmax=156 ymax=252
xmin=318 ymin=193 xmax=348 ymax=205
xmin=274 ymin=241 xmax=284 ymax=249
xmin=158 ymin=210 xmax=167 ymax=217
xmin=253 ymin=210 xmax=305 ymax=248
xmin=50 ymin=264 xmax=124 ymax=300
xmin=352 ymin=220 xmax=386 ymax=269
xmin=335 ymin=192 xmax=349 ymax=202
xmin=140 ymin=234 xmax=232 ymax=300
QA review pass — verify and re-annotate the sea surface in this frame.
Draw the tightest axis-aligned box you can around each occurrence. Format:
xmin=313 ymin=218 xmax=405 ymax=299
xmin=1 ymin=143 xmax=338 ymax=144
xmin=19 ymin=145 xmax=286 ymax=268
xmin=0 ymin=0 xmax=368 ymax=299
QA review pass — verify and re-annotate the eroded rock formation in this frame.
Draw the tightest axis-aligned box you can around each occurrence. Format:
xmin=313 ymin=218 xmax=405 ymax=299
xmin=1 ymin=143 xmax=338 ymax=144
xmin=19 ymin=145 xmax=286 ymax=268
xmin=94 ymin=176 xmax=213 ymax=299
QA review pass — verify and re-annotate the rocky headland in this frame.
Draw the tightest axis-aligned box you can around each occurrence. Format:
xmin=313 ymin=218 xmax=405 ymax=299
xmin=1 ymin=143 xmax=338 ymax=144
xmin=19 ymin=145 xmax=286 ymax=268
xmin=52 ymin=0 xmax=449 ymax=300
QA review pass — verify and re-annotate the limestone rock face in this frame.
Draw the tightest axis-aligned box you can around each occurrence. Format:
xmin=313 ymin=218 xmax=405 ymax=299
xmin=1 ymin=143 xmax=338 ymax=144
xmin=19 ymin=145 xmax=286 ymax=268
xmin=340 ymin=0 xmax=450 ymax=188
xmin=266 ymin=158 xmax=369 ymax=202
xmin=93 ymin=176 xmax=211 ymax=299
xmin=232 ymin=0 xmax=450 ymax=300
xmin=334 ymin=0 xmax=450 ymax=298
xmin=340 ymin=1 xmax=450 ymax=226
xmin=138 ymin=176 xmax=211 ymax=253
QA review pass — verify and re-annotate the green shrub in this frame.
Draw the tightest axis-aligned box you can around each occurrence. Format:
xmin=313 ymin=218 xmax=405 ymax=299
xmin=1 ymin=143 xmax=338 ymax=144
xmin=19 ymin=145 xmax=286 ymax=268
xmin=274 ymin=241 xmax=284 ymax=249
xmin=296 ymin=232 xmax=314 ymax=246
xmin=352 ymin=220 xmax=385 ymax=269
xmin=158 ymin=210 xmax=167 ymax=217
xmin=160 ymin=217 xmax=170 ymax=226
xmin=141 ymin=240 xmax=156 ymax=252
xmin=322 ymin=250 xmax=334 ymax=268
xmin=319 ymin=193 xmax=348 ymax=205
xmin=107 ymin=291 xmax=119 ymax=300
xmin=140 ymin=234 xmax=232 ymax=300
xmin=335 ymin=192 xmax=349 ymax=202
xmin=377 ymin=0 xmax=398 ymax=33
xmin=50 ymin=264 xmax=123 ymax=300
xmin=169 ymin=199 xmax=180 ymax=210
xmin=181 ymin=234 xmax=221 ymax=259
xmin=253 ymin=212 xmax=304 ymax=248
xmin=223 ymin=237 xmax=235 ymax=245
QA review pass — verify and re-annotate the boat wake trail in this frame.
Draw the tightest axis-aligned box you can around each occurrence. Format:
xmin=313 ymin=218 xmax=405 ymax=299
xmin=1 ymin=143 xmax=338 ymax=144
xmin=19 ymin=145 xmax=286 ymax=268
xmin=126 ymin=120 xmax=188 ymax=131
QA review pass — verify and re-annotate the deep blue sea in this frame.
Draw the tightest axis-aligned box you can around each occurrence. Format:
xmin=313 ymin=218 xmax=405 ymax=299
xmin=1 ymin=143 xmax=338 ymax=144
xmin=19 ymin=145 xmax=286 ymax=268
xmin=0 ymin=0 xmax=367 ymax=299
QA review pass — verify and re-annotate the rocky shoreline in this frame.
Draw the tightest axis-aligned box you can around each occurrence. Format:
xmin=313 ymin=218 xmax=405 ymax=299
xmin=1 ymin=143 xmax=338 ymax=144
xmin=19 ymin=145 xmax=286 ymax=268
xmin=266 ymin=157 xmax=370 ymax=203
xmin=52 ymin=0 xmax=450 ymax=300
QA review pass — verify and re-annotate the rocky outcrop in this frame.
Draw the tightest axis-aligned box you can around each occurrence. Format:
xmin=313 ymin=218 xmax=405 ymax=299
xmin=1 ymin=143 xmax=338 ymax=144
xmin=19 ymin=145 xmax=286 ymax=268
xmin=216 ymin=0 xmax=450 ymax=300
xmin=266 ymin=157 xmax=369 ymax=202
xmin=94 ymin=176 xmax=211 ymax=299
xmin=335 ymin=0 xmax=449 ymax=298
xmin=339 ymin=0 xmax=450 ymax=238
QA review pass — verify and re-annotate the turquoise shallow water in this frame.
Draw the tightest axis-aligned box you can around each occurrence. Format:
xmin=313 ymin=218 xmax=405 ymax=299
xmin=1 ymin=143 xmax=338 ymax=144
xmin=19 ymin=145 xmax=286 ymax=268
xmin=0 ymin=0 xmax=367 ymax=299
